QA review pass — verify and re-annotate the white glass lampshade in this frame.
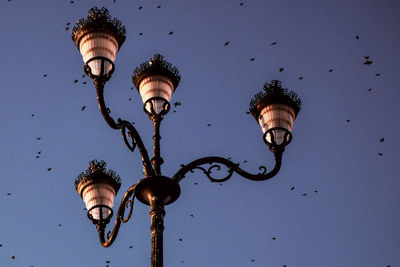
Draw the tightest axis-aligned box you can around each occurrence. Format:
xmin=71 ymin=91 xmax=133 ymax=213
xmin=81 ymin=182 xmax=117 ymax=221
xmin=138 ymin=75 xmax=174 ymax=114
xmin=79 ymin=31 xmax=119 ymax=76
xmin=258 ymin=103 xmax=296 ymax=145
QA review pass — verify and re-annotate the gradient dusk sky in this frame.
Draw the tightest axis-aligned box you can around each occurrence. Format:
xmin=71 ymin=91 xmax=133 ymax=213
xmin=0 ymin=0 xmax=399 ymax=266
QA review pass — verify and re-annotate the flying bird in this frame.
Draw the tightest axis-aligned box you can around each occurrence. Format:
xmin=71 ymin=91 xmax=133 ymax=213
xmin=298 ymin=76 xmax=303 ymax=80
xmin=36 ymin=137 xmax=41 ymax=140
xmin=31 ymin=114 xmax=35 ymax=117
xmin=364 ymin=56 xmax=373 ymax=65
xmin=66 ymin=22 xmax=70 ymax=25
xmin=74 ymin=79 xmax=78 ymax=83
xmin=7 ymin=193 xmax=11 ymax=196
xmin=47 ymin=168 xmax=52 ymax=171
xmin=129 ymin=245 xmax=133 ymax=249
xmin=376 ymin=73 xmax=381 ymax=76
xmin=157 ymin=5 xmax=161 ymax=8
xmin=271 ymin=41 xmax=277 ymax=46
xmin=106 ymin=260 xmax=110 ymax=264
xmin=194 ymin=182 xmax=198 ymax=185
xmin=138 ymin=6 xmax=143 ymax=10
xmin=35 ymin=156 xmax=40 ymax=159
xmin=250 ymin=58 xmax=255 ymax=61
xmin=58 ymin=224 xmax=62 ymax=227
xmin=129 ymin=98 xmax=132 ymax=101
xmin=207 ymin=123 xmax=212 ymax=127
xmin=190 ymin=214 xmax=194 ymax=217
xmin=43 ymin=74 xmax=47 ymax=77
xmin=290 ymin=186 xmax=295 ymax=191
xmin=11 ymin=256 xmax=15 ymax=259
xmin=355 ymin=35 xmax=359 ymax=39
xmin=224 ymin=41 xmax=230 ymax=46
xmin=243 ymin=160 xmax=248 ymax=163
xmin=139 ymin=33 xmax=143 ymax=36
xmin=302 ymin=193 xmax=307 ymax=196
xmin=173 ymin=101 xmax=181 ymax=107
xmin=346 ymin=119 xmax=350 ymax=123
xmin=272 ymin=237 xmax=276 ymax=240
xmin=377 ymin=153 xmax=383 ymax=156
xmin=245 ymin=111 xmax=250 ymax=114
xmin=169 ymin=31 xmax=174 ymax=35
xmin=65 ymin=27 xmax=69 ymax=31
xmin=178 ymin=238 xmax=183 ymax=242
xmin=328 ymin=69 xmax=334 ymax=72
xmin=314 ymin=190 xmax=318 ymax=193
xmin=279 ymin=67 xmax=284 ymax=72
xmin=367 ymin=88 xmax=372 ymax=92
xmin=251 ymin=259 xmax=255 ymax=262
xmin=379 ymin=138 xmax=384 ymax=142
xmin=82 ymin=81 xmax=86 ymax=85
xmin=81 ymin=106 xmax=86 ymax=111
xmin=70 ymin=0 xmax=74 ymax=3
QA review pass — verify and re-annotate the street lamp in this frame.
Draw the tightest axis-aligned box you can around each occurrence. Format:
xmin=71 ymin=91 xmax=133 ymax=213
xmin=72 ymin=7 xmax=302 ymax=267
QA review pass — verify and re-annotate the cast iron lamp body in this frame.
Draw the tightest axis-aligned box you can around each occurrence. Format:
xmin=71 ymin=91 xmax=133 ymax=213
xmin=72 ymin=7 xmax=302 ymax=267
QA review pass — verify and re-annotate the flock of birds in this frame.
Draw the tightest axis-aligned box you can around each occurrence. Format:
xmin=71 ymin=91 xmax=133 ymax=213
xmin=2 ymin=0 xmax=392 ymax=266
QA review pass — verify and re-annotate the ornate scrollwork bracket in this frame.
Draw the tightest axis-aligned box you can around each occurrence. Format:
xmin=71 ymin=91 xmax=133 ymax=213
xmin=94 ymin=184 xmax=137 ymax=247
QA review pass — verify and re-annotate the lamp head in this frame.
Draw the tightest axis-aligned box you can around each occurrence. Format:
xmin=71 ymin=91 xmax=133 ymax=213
xmin=72 ymin=7 xmax=126 ymax=79
xmin=132 ymin=54 xmax=181 ymax=117
xmin=75 ymin=160 xmax=121 ymax=225
xmin=249 ymin=80 xmax=301 ymax=150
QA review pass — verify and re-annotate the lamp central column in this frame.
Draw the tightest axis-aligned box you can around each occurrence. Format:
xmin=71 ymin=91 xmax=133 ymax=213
xmin=150 ymin=196 xmax=165 ymax=267
xmin=152 ymin=116 xmax=163 ymax=175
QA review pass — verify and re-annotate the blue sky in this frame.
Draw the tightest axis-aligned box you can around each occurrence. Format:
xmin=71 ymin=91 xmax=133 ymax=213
xmin=0 ymin=0 xmax=399 ymax=266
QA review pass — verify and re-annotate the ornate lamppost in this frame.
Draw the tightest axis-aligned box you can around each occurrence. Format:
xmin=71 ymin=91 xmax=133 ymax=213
xmin=72 ymin=7 xmax=302 ymax=267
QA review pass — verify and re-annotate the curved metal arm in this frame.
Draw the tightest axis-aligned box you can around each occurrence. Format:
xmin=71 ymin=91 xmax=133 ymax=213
xmin=92 ymin=77 xmax=155 ymax=177
xmin=96 ymin=184 xmax=137 ymax=247
xmin=171 ymin=149 xmax=283 ymax=184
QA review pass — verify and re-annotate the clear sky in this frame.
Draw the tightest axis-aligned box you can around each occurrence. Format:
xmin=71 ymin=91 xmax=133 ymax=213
xmin=0 ymin=0 xmax=399 ymax=266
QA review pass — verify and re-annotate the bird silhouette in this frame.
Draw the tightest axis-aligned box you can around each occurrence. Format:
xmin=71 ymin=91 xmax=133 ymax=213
xmin=346 ymin=119 xmax=350 ymax=123
xmin=380 ymin=138 xmax=384 ymax=142
xmin=0 ymin=244 xmax=2 ymax=247
xmin=65 ymin=27 xmax=69 ymax=31
xmin=157 ymin=5 xmax=161 ymax=8
xmin=74 ymin=79 xmax=78 ymax=83
xmin=138 ymin=6 xmax=143 ymax=10
xmin=81 ymin=106 xmax=86 ymax=111
xmin=290 ymin=186 xmax=295 ymax=191
xmin=355 ymin=35 xmax=359 ymax=39
xmin=47 ymin=168 xmax=52 ymax=171
xmin=224 ymin=41 xmax=230 ymax=46
xmin=298 ymin=76 xmax=303 ymax=80
xmin=376 ymin=73 xmax=381 ymax=76
xmin=314 ymin=190 xmax=318 ymax=193
xmin=377 ymin=153 xmax=383 ymax=156
xmin=271 ymin=42 xmax=277 ymax=46
xmin=11 ymin=256 xmax=15 ymax=259
xmin=7 ymin=193 xmax=11 ymax=196
xmin=70 ymin=0 xmax=74 ymax=3
xmin=367 ymin=88 xmax=372 ymax=92
xmin=36 ymin=137 xmax=41 ymax=140
xmin=194 ymin=182 xmax=198 ymax=185
xmin=66 ymin=22 xmax=70 ymax=25
xmin=178 ymin=238 xmax=183 ymax=242
xmin=302 ymin=193 xmax=307 ymax=196
xmin=31 ymin=114 xmax=35 ymax=117
xmin=58 ymin=224 xmax=62 ymax=227
xmin=139 ymin=33 xmax=143 ymax=36
xmin=279 ymin=67 xmax=284 ymax=72
xmin=190 ymin=214 xmax=194 ymax=217
xmin=243 ymin=160 xmax=247 ymax=163
xmin=82 ymin=81 xmax=87 ymax=85
xmin=43 ymin=74 xmax=47 ymax=77
xmin=35 ymin=156 xmax=40 ymax=159
xmin=251 ymin=259 xmax=255 ymax=262
xmin=207 ymin=123 xmax=212 ymax=127
xmin=129 ymin=98 xmax=132 ymax=101
xmin=250 ymin=58 xmax=255 ymax=61
xmin=106 ymin=260 xmax=110 ymax=264
xmin=272 ymin=237 xmax=276 ymax=240
xmin=364 ymin=58 xmax=373 ymax=65
xmin=129 ymin=245 xmax=133 ymax=249
xmin=245 ymin=111 xmax=250 ymax=114
xmin=173 ymin=101 xmax=181 ymax=107
xmin=328 ymin=69 xmax=334 ymax=72
xmin=169 ymin=31 xmax=174 ymax=35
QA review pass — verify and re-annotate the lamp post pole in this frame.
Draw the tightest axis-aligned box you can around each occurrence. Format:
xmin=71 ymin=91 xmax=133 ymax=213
xmin=72 ymin=7 xmax=302 ymax=267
